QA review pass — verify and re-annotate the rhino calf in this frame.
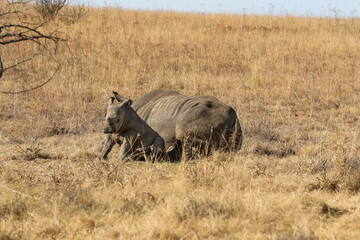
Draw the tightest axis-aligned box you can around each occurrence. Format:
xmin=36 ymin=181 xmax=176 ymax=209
xmin=102 ymin=97 xmax=165 ymax=161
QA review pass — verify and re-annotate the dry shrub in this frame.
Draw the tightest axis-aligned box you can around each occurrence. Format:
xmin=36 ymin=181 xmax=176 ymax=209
xmin=309 ymin=159 xmax=360 ymax=193
xmin=60 ymin=5 xmax=87 ymax=24
xmin=320 ymin=202 xmax=348 ymax=218
xmin=34 ymin=0 xmax=67 ymax=20
xmin=12 ymin=145 xmax=57 ymax=161
xmin=301 ymin=195 xmax=349 ymax=221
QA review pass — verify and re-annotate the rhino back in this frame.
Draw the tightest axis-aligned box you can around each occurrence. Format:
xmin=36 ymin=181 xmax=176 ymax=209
xmin=175 ymin=97 xmax=237 ymax=140
xmin=130 ymin=90 xmax=178 ymax=145
xmin=132 ymin=90 xmax=179 ymax=113
xmin=131 ymin=89 xmax=242 ymax=150
xmin=135 ymin=93 xmax=194 ymax=146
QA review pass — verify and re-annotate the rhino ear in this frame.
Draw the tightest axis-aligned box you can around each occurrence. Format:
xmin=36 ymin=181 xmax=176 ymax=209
xmin=113 ymin=91 xmax=128 ymax=103
xmin=124 ymin=98 xmax=132 ymax=106
xmin=108 ymin=97 xmax=115 ymax=105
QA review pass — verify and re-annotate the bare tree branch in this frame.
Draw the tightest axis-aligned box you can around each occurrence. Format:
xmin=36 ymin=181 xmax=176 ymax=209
xmin=0 ymin=56 xmax=3 ymax=78
xmin=1 ymin=64 xmax=61 ymax=94
xmin=34 ymin=0 xmax=67 ymax=20
xmin=0 ymin=23 xmax=63 ymax=45
xmin=1 ymin=23 xmax=47 ymax=35
xmin=0 ymin=11 xmax=20 ymax=17
xmin=0 ymin=33 xmax=62 ymax=45
xmin=0 ymin=0 xmax=65 ymax=87
xmin=2 ymin=53 xmax=40 ymax=72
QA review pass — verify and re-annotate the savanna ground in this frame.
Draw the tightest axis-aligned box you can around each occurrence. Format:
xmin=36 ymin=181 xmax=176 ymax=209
xmin=1 ymin=4 xmax=360 ymax=239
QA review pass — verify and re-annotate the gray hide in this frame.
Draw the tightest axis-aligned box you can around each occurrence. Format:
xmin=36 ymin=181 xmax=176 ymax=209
xmin=102 ymin=97 xmax=165 ymax=161
xmin=110 ymin=89 xmax=243 ymax=160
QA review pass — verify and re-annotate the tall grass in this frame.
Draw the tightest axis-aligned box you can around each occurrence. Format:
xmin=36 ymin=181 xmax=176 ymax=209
xmin=0 ymin=5 xmax=360 ymax=239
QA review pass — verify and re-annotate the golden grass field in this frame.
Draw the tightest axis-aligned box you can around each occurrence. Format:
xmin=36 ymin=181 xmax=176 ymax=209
xmin=1 ymin=4 xmax=360 ymax=239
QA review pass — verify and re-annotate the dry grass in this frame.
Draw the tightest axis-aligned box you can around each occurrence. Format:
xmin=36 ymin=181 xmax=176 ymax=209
xmin=1 ymin=4 xmax=360 ymax=239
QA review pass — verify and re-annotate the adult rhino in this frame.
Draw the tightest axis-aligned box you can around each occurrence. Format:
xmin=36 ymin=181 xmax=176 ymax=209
xmin=103 ymin=89 xmax=243 ymax=160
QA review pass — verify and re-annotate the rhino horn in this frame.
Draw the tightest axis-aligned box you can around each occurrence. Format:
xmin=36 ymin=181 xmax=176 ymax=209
xmin=113 ymin=91 xmax=128 ymax=103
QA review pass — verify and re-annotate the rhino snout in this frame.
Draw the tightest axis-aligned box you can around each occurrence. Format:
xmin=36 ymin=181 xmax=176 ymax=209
xmin=103 ymin=119 xmax=115 ymax=133
xmin=103 ymin=127 xmax=115 ymax=134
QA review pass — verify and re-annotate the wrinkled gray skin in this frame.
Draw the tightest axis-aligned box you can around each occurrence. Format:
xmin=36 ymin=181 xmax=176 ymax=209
xmin=103 ymin=89 xmax=243 ymax=160
xmin=102 ymin=97 xmax=165 ymax=161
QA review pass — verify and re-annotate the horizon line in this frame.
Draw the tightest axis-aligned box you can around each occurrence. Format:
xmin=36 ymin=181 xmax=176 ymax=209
xmin=70 ymin=1 xmax=360 ymax=19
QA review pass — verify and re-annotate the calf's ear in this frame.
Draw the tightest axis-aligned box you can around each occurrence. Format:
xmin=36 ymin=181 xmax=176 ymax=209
xmin=113 ymin=91 xmax=128 ymax=102
xmin=108 ymin=97 xmax=115 ymax=105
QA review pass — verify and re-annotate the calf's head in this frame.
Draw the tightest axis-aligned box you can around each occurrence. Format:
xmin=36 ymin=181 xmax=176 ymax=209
xmin=103 ymin=97 xmax=132 ymax=134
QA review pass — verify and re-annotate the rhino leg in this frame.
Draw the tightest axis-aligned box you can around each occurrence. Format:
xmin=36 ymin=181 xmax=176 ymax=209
xmin=101 ymin=134 xmax=116 ymax=159
xmin=101 ymin=134 xmax=123 ymax=159
xmin=118 ymin=140 xmax=132 ymax=162
xmin=183 ymin=137 xmax=210 ymax=160
xmin=150 ymin=136 xmax=165 ymax=160
xmin=165 ymin=140 xmax=183 ymax=162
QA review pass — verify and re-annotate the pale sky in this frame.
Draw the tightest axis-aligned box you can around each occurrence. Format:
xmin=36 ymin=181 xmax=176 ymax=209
xmin=78 ymin=0 xmax=360 ymax=17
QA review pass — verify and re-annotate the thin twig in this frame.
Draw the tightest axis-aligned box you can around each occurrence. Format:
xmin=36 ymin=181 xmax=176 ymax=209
xmin=0 ymin=32 xmax=62 ymax=45
xmin=0 ymin=56 xmax=3 ymax=78
xmin=0 ymin=11 xmax=20 ymax=17
xmin=2 ymin=53 xmax=40 ymax=72
xmin=1 ymin=64 xmax=61 ymax=94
